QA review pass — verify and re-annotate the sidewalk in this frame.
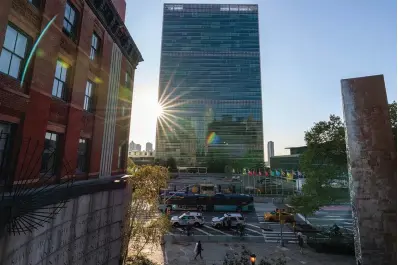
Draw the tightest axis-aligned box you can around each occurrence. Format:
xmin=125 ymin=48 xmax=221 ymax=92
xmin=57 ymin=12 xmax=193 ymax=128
xmin=164 ymin=241 xmax=356 ymax=265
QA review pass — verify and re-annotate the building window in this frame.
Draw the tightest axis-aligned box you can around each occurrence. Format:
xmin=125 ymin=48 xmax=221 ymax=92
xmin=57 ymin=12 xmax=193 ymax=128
xmin=90 ymin=33 xmax=100 ymax=61
xmin=0 ymin=24 xmax=29 ymax=79
xmin=118 ymin=145 xmax=122 ymax=169
xmin=84 ymin=81 xmax=94 ymax=111
xmin=28 ymin=0 xmax=41 ymax=8
xmin=0 ymin=122 xmax=12 ymax=178
xmin=76 ymin=138 xmax=88 ymax=173
xmin=52 ymin=60 xmax=68 ymax=99
xmin=118 ymin=144 xmax=126 ymax=169
xmin=125 ymin=72 xmax=131 ymax=88
xmin=41 ymin=132 xmax=59 ymax=175
xmin=63 ymin=2 xmax=78 ymax=40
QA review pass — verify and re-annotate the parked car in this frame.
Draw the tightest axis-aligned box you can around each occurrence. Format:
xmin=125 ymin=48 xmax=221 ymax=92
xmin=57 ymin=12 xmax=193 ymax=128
xmin=211 ymin=213 xmax=245 ymax=228
xmin=170 ymin=212 xmax=204 ymax=227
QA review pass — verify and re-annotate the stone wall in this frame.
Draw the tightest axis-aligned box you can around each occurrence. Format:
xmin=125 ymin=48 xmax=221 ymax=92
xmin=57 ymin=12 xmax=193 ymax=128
xmin=0 ymin=178 xmax=132 ymax=265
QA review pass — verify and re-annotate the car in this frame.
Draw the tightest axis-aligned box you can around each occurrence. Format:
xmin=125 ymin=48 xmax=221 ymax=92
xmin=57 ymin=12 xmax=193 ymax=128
xmin=264 ymin=210 xmax=295 ymax=223
xmin=170 ymin=212 xmax=204 ymax=227
xmin=232 ymin=175 xmax=241 ymax=180
xmin=211 ymin=213 xmax=246 ymax=229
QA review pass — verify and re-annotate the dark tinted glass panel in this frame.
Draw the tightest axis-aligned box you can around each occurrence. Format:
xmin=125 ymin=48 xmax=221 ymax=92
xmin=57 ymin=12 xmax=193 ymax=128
xmin=156 ymin=4 xmax=263 ymax=171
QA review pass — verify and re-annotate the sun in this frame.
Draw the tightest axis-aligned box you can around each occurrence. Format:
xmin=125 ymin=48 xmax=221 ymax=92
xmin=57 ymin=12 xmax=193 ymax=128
xmin=156 ymin=102 xmax=164 ymax=118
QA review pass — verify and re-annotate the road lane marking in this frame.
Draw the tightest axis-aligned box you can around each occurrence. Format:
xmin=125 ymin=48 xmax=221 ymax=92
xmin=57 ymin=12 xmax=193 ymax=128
xmin=245 ymin=228 xmax=263 ymax=235
xmin=203 ymin=225 xmax=232 ymax=236
xmin=194 ymin=227 xmax=212 ymax=236
xmin=307 ymin=217 xmax=352 ymax=221
xmin=246 ymin=223 xmax=261 ymax=229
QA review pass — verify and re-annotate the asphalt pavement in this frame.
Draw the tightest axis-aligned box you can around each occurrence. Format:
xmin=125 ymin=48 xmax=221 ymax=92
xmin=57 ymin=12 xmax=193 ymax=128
xmin=167 ymin=202 xmax=298 ymax=243
xmin=295 ymin=204 xmax=353 ymax=232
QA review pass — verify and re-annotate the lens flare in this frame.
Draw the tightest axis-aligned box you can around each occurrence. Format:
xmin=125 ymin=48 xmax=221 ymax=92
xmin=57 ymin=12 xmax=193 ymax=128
xmin=156 ymin=102 xmax=164 ymax=118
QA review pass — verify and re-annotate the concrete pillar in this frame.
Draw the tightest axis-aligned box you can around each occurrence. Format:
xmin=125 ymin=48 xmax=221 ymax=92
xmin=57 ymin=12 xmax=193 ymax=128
xmin=341 ymin=74 xmax=397 ymax=265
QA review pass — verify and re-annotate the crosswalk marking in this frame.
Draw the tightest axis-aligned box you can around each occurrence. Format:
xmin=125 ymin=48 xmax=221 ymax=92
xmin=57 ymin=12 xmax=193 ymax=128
xmin=203 ymin=225 xmax=232 ymax=236
xmin=246 ymin=223 xmax=261 ymax=229
xmin=245 ymin=227 xmax=263 ymax=235
xmin=194 ymin=227 xmax=212 ymax=236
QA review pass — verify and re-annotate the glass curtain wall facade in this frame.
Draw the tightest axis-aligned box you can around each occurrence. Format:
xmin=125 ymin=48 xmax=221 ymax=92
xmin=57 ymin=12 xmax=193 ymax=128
xmin=156 ymin=4 xmax=264 ymax=172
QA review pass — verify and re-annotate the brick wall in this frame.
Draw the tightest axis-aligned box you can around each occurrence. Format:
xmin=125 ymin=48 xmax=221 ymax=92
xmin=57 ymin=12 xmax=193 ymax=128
xmin=111 ymin=0 xmax=127 ymax=22
xmin=0 ymin=0 xmax=140 ymax=182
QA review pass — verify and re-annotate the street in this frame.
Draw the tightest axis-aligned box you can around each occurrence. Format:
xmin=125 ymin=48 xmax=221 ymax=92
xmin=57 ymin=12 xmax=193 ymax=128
xmin=167 ymin=202 xmax=298 ymax=243
xmin=297 ymin=204 xmax=353 ymax=232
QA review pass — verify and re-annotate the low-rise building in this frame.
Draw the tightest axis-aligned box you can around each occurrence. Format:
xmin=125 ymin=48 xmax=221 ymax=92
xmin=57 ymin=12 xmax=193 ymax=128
xmin=270 ymin=146 xmax=307 ymax=170
xmin=128 ymin=150 xmax=155 ymax=165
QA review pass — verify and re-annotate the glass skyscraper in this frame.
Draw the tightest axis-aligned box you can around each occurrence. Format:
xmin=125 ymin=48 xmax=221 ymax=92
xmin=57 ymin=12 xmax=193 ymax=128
xmin=156 ymin=4 xmax=263 ymax=172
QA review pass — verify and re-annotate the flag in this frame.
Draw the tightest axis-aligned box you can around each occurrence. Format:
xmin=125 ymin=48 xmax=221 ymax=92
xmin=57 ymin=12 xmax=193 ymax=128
xmin=271 ymin=170 xmax=275 ymax=177
xmin=287 ymin=172 xmax=293 ymax=181
xmin=259 ymin=171 xmax=262 ymax=176
xmin=275 ymin=170 xmax=280 ymax=177
xmin=265 ymin=171 xmax=269 ymax=177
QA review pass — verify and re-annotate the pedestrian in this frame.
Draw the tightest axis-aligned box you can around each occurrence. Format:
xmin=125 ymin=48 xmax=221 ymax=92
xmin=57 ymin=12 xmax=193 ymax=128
xmin=297 ymin=232 xmax=304 ymax=254
xmin=227 ymin=217 xmax=232 ymax=230
xmin=194 ymin=241 xmax=203 ymax=260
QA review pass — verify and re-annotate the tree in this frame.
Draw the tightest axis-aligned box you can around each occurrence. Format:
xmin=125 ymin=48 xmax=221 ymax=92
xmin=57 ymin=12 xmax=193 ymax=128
xmin=166 ymin=157 xmax=177 ymax=172
xmin=126 ymin=255 xmax=160 ymax=265
xmin=293 ymin=102 xmax=397 ymax=214
xmin=122 ymin=165 xmax=171 ymax=263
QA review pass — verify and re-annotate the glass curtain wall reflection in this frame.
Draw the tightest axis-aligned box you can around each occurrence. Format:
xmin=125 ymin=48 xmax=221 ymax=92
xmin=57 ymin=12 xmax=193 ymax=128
xmin=156 ymin=4 xmax=264 ymax=172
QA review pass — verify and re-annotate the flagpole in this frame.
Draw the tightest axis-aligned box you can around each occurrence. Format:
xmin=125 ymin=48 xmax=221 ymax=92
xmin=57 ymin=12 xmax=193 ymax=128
xmin=281 ymin=171 xmax=283 ymax=197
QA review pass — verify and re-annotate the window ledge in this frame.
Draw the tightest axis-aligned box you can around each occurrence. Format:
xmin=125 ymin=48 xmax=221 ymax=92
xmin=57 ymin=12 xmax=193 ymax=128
xmin=51 ymin=96 xmax=68 ymax=103
xmin=0 ymin=84 xmax=30 ymax=99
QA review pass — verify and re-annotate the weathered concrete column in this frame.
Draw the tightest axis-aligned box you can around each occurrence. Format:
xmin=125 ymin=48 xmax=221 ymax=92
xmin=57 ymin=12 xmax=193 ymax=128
xmin=341 ymin=74 xmax=397 ymax=265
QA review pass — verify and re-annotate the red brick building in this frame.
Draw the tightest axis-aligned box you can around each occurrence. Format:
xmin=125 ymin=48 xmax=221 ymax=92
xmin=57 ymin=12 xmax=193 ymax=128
xmin=0 ymin=0 xmax=142 ymax=184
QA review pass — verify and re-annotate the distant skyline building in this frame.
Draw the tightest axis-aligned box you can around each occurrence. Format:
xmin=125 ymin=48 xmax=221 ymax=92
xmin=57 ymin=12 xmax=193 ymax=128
xmin=129 ymin=141 xmax=142 ymax=151
xmin=146 ymin=142 xmax=153 ymax=152
xmin=267 ymin=141 xmax=275 ymax=162
xmin=129 ymin=141 xmax=136 ymax=151
xmin=135 ymin=144 xmax=142 ymax=151
xmin=156 ymin=4 xmax=263 ymax=168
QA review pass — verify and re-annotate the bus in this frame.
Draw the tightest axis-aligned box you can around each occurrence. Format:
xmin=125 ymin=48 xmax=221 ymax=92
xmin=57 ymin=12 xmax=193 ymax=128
xmin=200 ymin=184 xmax=216 ymax=195
xmin=160 ymin=193 xmax=254 ymax=212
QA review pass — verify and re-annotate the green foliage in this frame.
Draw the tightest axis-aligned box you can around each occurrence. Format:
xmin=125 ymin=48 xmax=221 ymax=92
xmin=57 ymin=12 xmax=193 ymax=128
xmin=124 ymin=165 xmax=171 ymax=261
xmin=289 ymin=194 xmax=322 ymax=219
xmin=126 ymin=255 xmax=160 ymax=265
xmin=166 ymin=157 xmax=177 ymax=171
xmin=295 ymin=102 xmax=397 ymax=214
xmin=298 ymin=115 xmax=349 ymax=212
xmin=222 ymin=245 xmax=286 ymax=265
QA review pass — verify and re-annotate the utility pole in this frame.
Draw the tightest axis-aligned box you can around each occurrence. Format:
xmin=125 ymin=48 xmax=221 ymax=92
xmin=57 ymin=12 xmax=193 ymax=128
xmin=279 ymin=211 xmax=285 ymax=247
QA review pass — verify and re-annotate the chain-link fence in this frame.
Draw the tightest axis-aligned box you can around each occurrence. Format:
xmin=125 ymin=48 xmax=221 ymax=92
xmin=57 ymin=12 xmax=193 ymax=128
xmin=166 ymin=174 xmax=299 ymax=197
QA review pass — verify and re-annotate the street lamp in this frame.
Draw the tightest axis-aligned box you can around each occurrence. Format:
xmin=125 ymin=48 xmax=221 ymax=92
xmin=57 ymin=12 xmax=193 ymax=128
xmin=250 ymin=254 xmax=256 ymax=265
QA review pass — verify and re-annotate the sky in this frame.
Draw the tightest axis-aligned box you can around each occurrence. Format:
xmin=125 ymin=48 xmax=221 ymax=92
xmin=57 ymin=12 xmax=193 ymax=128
xmin=125 ymin=0 xmax=397 ymax=156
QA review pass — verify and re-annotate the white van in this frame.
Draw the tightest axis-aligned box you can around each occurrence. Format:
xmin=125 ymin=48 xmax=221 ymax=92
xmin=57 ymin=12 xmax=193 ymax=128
xmin=170 ymin=212 xmax=205 ymax=227
xmin=211 ymin=213 xmax=245 ymax=228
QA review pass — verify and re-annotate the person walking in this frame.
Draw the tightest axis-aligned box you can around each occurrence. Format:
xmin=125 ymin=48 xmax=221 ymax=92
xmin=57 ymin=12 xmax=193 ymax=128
xmin=297 ymin=232 xmax=304 ymax=254
xmin=194 ymin=241 xmax=204 ymax=260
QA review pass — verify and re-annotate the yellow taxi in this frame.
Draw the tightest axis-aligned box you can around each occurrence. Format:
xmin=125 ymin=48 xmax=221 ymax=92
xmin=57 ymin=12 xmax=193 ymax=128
xmin=264 ymin=209 xmax=295 ymax=223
